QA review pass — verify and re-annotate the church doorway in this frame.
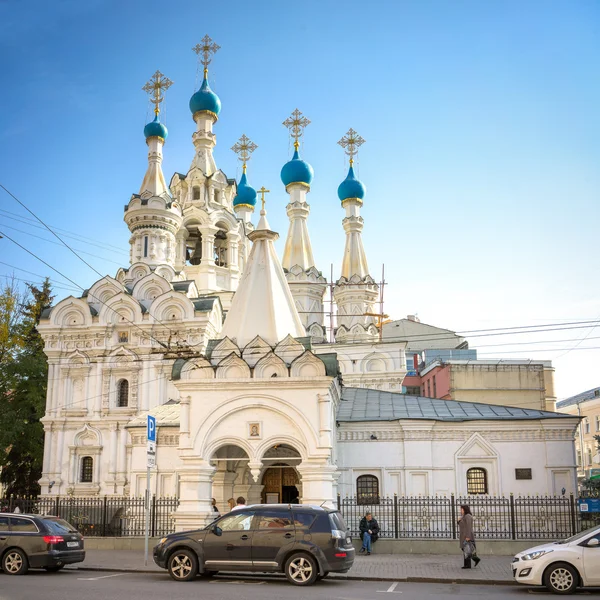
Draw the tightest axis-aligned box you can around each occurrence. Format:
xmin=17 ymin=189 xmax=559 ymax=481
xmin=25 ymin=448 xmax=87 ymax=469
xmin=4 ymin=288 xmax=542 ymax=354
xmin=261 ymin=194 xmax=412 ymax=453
xmin=260 ymin=443 xmax=302 ymax=504
xmin=261 ymin=464 xmax=299 ymax=504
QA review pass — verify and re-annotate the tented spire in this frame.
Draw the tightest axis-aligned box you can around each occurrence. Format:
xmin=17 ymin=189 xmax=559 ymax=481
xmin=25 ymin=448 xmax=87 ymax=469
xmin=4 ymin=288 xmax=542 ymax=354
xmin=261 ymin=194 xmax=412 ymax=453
xmin=220 ymin=195 xmax=305 ymax=347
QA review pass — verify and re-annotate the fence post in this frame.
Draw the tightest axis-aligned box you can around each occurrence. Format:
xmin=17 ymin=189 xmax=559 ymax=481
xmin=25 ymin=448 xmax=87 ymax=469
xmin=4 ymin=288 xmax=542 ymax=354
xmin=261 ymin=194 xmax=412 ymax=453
xmin=55 ymin=495 xmax=60 ymax=517
xmin=393 ymin=494 xmax=398 ymax=539
xmin=151 ymin=494 xmax=157 ymax=538
xmin=102 ymin=496 xmax=108 ymax=537
xmin=569 ymin=494 xmax=577 ymax=535
xmin=451 ymin=494 xmax=456 ymax=540
xmin=337 ymin=493 xmax=341 ymax=511
xmin=509 ymin=493 xmax=516 ymax=540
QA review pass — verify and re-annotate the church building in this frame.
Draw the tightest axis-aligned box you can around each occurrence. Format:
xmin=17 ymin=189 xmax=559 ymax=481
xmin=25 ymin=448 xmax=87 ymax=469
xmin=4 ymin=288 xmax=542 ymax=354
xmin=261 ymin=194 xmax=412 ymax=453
xmin=37 ymin=37 xmax=579 ymax=530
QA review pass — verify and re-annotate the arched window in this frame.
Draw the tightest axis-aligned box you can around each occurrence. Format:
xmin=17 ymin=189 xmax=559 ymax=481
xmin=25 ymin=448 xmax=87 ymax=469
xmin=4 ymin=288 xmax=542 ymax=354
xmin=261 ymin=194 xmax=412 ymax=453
xmin=214 ymin=229 xmax=228 ymax=267
xmin=466 ymin=468 xmax=488 ymax=495
xmin=80 ymin=457 xmax=93 ymax=483
xmin=117 ymin=379 xmax=129 ymax=408
xmin=192 ymin=186 xmax=201 ymax=201
xmin=357 ymin=474 xmax=380 ymax=505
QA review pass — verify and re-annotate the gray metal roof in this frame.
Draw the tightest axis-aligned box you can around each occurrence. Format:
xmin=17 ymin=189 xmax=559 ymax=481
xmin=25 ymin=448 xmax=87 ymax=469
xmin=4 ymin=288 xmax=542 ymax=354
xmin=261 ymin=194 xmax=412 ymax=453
xmin=556 ymin=387 xmax=600 ymax=409
xmin=338 ymin=388 xmax=577 ymax=423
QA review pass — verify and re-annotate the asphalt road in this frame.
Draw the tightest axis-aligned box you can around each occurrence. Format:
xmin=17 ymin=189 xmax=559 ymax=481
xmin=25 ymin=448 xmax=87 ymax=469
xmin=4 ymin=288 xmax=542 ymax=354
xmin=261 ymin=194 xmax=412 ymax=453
xmin=1 ymin=570 xmax=599 ymax=600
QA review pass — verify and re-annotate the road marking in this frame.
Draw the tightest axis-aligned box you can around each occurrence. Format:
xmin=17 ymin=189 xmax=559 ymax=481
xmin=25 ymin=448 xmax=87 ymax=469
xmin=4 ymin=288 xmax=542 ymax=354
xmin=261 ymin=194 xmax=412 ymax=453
xmin=77 ymin=573 xmax=127 ymax=581
xmin=209 ymin=580 xmax=266 ymax=585
xmin=377 ymin=582 xmax=402 ymax=593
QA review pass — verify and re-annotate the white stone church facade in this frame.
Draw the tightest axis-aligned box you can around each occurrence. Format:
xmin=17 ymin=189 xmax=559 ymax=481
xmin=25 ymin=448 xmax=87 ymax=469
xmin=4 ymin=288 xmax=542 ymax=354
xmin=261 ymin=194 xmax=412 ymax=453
xmin=37 ymin=44 xmax=579 ymax=529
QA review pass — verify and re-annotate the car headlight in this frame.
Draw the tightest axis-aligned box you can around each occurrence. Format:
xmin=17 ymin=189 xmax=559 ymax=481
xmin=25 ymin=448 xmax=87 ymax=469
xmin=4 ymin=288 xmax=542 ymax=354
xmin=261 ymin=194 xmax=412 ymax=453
xmin=522 ymin=550 xmax=552 ymax=561
xmin=158 ymin=537 xmax=168 ymax=545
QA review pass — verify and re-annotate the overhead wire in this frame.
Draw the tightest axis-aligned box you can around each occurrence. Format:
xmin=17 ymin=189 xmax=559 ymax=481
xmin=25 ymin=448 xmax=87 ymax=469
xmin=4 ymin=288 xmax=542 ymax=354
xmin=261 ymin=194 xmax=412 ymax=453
xmin=0 ymin=208 xmax=126 ymax=255
xmin=0 ymin=274 xmax=80 ymax=294
xmin=0 ymin=228 xmax=176 ymax=350
xmin=0 ymin=184 xmax=190 ymax=348
xmin=0 ymin=222 xmax=125 ymax=267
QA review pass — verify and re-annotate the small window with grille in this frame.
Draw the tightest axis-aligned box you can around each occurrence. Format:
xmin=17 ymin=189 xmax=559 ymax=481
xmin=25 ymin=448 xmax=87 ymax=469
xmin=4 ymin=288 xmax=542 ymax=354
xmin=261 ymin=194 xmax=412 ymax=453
xmin=80 ymin=456 xmax=93 ymax=483
xmin=117 ymin=379 xmax=129 ymax=408
xmin=466 ymin=467 xmax=488 ymax=495
xmin=357 ymin=474 xmax=380 ymax=505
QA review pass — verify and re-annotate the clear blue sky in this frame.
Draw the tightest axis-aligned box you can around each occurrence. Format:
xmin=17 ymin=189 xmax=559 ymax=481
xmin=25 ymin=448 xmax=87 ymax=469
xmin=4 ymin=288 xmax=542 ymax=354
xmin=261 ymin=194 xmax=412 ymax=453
xmin=1 ymin=0 xmax=599 ymax=399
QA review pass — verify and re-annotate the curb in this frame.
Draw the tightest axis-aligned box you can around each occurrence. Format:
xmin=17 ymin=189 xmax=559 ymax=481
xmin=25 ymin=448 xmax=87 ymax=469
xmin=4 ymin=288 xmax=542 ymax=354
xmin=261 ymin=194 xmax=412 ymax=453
xmin=66 ymin=565 xmax=516 ymax=586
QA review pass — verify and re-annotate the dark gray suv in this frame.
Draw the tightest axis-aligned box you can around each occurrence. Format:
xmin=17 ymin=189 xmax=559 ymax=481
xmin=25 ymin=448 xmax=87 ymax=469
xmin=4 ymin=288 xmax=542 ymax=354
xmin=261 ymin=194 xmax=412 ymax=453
xmin=0 ymin=513 xmax=85 ymax=575
xmin=153 ymin=504 xmax=354 ymax=585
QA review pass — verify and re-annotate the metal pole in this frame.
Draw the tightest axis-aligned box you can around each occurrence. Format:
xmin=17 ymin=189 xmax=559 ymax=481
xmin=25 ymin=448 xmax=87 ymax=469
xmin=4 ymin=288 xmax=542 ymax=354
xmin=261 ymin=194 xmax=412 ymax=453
xmin=144 ymin=465 xmax=150 ymax=566
xmin=329 ymin=263 xmax=335 ymax=343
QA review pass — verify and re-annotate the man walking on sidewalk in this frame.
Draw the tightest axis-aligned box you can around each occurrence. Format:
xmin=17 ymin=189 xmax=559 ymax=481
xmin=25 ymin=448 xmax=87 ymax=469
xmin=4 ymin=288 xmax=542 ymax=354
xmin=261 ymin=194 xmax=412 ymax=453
xmin=359 ymin=512 xmax=380 ymax=555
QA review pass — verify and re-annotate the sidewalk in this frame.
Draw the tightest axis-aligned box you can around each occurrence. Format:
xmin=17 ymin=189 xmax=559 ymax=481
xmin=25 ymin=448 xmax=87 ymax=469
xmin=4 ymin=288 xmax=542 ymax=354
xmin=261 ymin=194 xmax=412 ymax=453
xmin=69 ymin=549 xmax=515 ymax=585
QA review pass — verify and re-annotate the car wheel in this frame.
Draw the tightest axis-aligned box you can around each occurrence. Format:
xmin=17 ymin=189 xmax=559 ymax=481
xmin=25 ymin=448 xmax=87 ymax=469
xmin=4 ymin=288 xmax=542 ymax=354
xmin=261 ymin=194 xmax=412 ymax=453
xmin=200 ymin=570 xmax=218 ymax=578
xmin=167 ymin=549 xmax=198 ymax=582
xmin=3 ymin=549 xmax=29 ymax=575
xmin=543 ymin=562 xmax=579 ymax=595
xmin=44 ymin=565 xmax=65 ymax=572
xmin=316 ymin=571 xmax=329 ymax=581
xmin=285 ymin=553 xmax=318 ymax=586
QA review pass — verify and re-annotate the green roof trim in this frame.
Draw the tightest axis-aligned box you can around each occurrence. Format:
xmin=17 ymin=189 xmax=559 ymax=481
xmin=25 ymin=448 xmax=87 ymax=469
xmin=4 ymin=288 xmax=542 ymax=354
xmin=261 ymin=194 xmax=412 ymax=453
xmin=193 ymin=297 xmax=219 ymax=312
xmin=172 ymin=358 xmax=187 ymax=381
xmin=315 ymin=353 xmax=340 ymax=378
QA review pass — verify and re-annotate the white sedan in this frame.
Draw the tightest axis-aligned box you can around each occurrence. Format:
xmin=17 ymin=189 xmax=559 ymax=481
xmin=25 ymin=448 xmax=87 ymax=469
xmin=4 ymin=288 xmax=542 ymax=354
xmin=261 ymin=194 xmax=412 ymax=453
xmin=512 ymin=524 xmax=600 ymax=594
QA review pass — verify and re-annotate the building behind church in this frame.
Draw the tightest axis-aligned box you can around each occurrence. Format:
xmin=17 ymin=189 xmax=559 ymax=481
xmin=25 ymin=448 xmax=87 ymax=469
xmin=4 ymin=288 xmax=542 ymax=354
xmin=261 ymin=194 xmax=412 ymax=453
xmin=37 ymin=39 xmax=579 ymax=529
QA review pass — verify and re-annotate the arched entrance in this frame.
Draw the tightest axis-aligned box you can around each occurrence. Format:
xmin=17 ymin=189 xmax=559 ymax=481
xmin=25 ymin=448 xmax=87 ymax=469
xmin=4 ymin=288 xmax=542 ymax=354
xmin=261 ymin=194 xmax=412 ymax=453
xmin=209 ymin=444 xmax=251 ymax=512
xmin=260 ymin=444 xmax=302 ymax=504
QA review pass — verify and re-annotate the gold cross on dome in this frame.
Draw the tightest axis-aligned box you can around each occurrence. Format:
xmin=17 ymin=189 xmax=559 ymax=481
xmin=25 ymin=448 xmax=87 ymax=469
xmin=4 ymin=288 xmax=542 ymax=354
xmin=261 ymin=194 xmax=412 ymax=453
xmin=283 ymin=108 xmax=311 ymax=149
xmin=257 ymin=186 xmax=270 ymax=211
xmin=193 ymin=34 xmax=221 ymax=70
xmin=338 ymin=128 xmax=365 ymax=165
xmin=231 ymin=134 xmax=258 ymax=171
xmin=142 ymin=70 xmax=173 ymax=115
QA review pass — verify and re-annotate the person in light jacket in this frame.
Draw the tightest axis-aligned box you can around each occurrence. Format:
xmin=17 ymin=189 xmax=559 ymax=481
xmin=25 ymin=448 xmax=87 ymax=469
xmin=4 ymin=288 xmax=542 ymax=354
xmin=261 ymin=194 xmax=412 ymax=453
xmin=458 ymin=505 xmax=480 ymax=568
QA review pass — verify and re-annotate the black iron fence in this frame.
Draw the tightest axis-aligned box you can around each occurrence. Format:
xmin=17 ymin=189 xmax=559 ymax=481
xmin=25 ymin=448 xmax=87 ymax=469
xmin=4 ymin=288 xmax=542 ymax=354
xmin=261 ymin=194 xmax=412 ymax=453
xmin=0 ymin=495 xmax=179 ymax=537
xmin=338 ymin=494 xmax=600 ymax=541
xmin=2 ymin=493 xmax=598 ymax=540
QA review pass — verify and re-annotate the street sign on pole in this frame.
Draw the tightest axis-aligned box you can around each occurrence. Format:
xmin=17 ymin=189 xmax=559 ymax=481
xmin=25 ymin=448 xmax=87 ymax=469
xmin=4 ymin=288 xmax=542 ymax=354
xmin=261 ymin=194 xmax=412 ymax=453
xmin=147 ymin=415 xmax=156 ymax=468
xmin=144 ymin=414 xmax=156 ymax=566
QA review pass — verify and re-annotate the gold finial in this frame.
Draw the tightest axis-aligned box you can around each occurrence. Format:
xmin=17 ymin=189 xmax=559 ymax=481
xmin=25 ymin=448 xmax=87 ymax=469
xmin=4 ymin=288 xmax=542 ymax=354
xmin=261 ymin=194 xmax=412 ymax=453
xmin=283 ymin=108 xmax=311 ymax=149
xmin=142 ymin=70 xmax=173 ymax=115
xmin=231 ymin=134 xmax=258 ymax=172
xmin=193 ymin=34 xmax=220 ymax=74
xmin=338 ymin=128 xmax=365 ymax=165
xmin=257 ymin=186 xmax=270 ymax=212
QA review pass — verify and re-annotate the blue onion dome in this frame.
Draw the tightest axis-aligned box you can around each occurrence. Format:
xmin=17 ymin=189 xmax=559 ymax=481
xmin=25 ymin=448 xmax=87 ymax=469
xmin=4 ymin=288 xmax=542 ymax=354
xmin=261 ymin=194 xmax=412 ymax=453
xmin=280 ymin=148 xmax=314 ymax=188
xmin=143 ymin=114 xmax=168 ymax=140
xmin=233 ymin=171 xmax=257 ymax=207
xmin=189 ymin=74 xmax=221 ymax=116
xmin=337 ymin=165 xmax=366 ymax=201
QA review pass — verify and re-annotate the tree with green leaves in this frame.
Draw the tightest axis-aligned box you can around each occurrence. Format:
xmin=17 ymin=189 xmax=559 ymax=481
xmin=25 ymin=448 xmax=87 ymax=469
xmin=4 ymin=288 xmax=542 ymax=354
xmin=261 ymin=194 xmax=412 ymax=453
xmin=0 ymin=278 xmax=53 ymax=497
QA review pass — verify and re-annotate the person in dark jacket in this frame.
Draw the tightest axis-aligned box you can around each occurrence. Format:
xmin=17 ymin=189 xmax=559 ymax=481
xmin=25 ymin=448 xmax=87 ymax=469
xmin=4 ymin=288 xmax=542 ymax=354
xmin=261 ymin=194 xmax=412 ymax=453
xmin=458 ymin=505 xmax=480 ymax=568
xmin=359 ymin=512 xmax=380 ymax=555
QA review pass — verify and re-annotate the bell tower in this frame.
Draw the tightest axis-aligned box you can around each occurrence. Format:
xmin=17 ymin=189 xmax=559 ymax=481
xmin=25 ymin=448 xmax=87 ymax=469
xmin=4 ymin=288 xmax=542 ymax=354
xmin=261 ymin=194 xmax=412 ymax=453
xmin=124 ymin=70 xmax=182 ymax=272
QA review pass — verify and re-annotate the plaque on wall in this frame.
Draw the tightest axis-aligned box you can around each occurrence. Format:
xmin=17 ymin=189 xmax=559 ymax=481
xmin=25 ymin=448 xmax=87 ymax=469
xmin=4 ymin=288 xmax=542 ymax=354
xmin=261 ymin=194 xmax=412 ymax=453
xmin=515 ymin=468 xmax=532 ymax=480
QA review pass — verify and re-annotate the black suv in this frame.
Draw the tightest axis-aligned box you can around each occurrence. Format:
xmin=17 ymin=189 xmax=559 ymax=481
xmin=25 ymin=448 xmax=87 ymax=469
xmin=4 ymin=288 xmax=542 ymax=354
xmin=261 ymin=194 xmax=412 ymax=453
xmin=153 ymin=504 xmax=354 ymax=586
xmin=0 ymin=513 xmax=85 ymax=575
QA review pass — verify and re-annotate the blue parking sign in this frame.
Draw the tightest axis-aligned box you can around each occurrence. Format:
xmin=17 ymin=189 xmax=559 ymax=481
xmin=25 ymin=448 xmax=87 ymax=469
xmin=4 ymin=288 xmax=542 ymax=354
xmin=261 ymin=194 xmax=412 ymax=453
xmin=147 ymin=415 xmax=156 ymax=442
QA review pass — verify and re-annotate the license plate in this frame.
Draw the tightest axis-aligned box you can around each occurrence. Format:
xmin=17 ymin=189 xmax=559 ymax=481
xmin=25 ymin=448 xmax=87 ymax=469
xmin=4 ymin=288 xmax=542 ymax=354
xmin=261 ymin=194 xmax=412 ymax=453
xmin=67 ymin=541 xmax=79 ymax=548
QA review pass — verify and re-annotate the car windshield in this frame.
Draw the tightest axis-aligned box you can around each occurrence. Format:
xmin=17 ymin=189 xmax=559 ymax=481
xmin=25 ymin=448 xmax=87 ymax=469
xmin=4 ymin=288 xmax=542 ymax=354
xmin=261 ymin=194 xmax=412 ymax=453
xmin=42 ymin=518 xmax=78 ymax=534
xmin=556 ymin=525 xmax=600 ymax=544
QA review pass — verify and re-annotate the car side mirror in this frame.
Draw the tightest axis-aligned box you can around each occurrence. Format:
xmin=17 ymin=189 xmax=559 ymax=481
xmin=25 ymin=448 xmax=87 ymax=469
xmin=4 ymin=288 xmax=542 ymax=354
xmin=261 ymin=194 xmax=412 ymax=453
xmin=212 ymin=526 xmax=222 ymax=537
xmin=586 ymin=538 xmax=599 ymax=547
